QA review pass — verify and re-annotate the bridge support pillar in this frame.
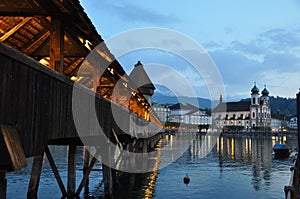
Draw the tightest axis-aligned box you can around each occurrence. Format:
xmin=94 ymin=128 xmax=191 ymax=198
xmin=0 ymin=172 xmax=7 ymax=199
xmin=103 ymin=164 xmax=114 ymax=198
xmin=27 ymin=152 xmax=44 ymax=199
xmin=67 ymin=144 xmax=76 ymax=199
xmin=143 ymin=139 xmax=147 ymax=153
xmin=83 ymin=146 xmax=90 ymax=195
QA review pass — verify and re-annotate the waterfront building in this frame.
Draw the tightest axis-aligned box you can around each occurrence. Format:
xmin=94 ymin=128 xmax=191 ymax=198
xmin=270 ymin=112 xmax=287 ymax=132
xmin=152 ymin=103 xmax=170 ymax=122
xmin=168 ymin=103 xmax=211 ymax=125
xmin=213 ymin=83 xmax=271 ymax=132
xmin=288 ymin=117 xmax=298 ymax=129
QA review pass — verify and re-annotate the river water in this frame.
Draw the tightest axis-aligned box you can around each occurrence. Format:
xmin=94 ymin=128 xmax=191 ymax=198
xmin=6 ymin=133 xmax=297 ymax=199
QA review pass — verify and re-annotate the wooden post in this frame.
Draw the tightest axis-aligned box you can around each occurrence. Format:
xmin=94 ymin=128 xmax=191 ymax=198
xmin=50 ymin=17 xmax=64 ymax=73
xmin=143 ymin=139 xmax=147 ymax=153
xmin=83 ymin=146 xmax=90 ymax=195
xmin=0 ymin=172 xmax=7 ymax=199
xmin=102 ymin=164 xmax=113 ymax=197
xmin=27 ymin=152 xmax=44 ymax=199
xmin=76 ymin=156 xmax=97 ymax=196
xmin=67 ymin=144 xmax=76 ymax=199
xmin=45 ymin=146 xmax=67 ymax=197
xmin=296 ymin=91 xmax=300 ymax=196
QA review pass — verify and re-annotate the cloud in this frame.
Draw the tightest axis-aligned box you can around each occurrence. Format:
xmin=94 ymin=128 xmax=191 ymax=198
xmin=258 ymin=70 xmax=300 ymax=97
xmin=260 ymin=28 xmax=300 ymax=52
xmin=100 ymin=0 xmax=179 ymax=25
xmin=204 ymin=27 xmax=300 ymax=99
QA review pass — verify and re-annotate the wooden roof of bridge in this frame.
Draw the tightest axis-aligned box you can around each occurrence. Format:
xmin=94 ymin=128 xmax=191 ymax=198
xmin=0 ymin=0 xmax=126 ymax=89
xmin=0 ymin=0 xmax=162 ymax=127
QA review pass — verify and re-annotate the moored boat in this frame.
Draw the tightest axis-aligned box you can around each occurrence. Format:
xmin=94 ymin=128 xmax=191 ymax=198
xmin=272 ymin=143 xmax=291 ymax=159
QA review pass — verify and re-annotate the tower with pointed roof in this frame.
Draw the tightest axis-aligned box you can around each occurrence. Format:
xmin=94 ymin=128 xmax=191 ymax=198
xmin=129 ymin=61 xmax=156 ymax=104
xmin=250 ymin=82 xmax=259 ymax=127
xmin=261 ymin=84 xmax=270 ymax=104
xmin=251 ymin=82 xmax=260 ymax=106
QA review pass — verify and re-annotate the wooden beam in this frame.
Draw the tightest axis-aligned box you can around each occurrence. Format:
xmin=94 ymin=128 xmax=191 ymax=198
xmin=67 ymin=144 xmax=76 ymax=198
xmin=0 ymin=17 xmax=32 ymax=42
xmin=0 ymin=172 xmax=6 ymax=199
xmin=50 ymin=17 xmax=64 ymax=72
xmin=75 ymin=156 xmax=97 ymax=196
xmin=22 ymin=30 xmax=50 ymax=55
xmin=45 ymin=146 xmax=67 ymax=197
xmin=27 ymin=152 xmax=44 ymax=199
xmin=0 ymin=125 xmax=27 ymax=171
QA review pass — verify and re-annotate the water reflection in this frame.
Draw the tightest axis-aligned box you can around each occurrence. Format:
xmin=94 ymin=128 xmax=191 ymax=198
xmin=6 ymin=134 xmax=297 ymax=199
xmin=190 ymin=134 xmax=297 ymax=192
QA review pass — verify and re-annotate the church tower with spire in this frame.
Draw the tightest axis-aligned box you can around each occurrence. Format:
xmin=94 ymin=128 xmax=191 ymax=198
xmin=250 ymin=82 xmax=260 ymax=128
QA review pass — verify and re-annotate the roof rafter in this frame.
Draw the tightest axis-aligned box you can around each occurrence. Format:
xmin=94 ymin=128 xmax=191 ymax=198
xmin=0 ymin=17 xmax=32 ymax=42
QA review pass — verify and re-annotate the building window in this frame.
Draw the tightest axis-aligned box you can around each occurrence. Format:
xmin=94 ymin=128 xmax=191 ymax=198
xmin=252 ymin=112 xmax=255 ymax=118
xmin=252 ymin=97 xmax=256 ymax=104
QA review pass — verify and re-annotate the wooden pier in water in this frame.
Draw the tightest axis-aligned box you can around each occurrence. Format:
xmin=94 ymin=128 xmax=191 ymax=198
xmin=0 ymin=1 xmax=163 ymax=198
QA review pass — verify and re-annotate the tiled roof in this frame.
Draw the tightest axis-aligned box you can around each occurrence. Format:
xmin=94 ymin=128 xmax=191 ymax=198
xmin=129 ymin=61 xmax=155 ymax=90
xmin=170 ymin=103 xmax=199 ymax=110
xmin=213 ymin=101 xmax=251 ymax=112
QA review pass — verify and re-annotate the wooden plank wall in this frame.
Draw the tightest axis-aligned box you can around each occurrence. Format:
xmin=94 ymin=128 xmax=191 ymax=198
xmin=0 ymin=43 xmax=161 ymax=160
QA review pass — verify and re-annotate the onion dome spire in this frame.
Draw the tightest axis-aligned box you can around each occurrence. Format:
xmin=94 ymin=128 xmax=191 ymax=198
xmin=251 ymin=82 xmax=259 ymax=94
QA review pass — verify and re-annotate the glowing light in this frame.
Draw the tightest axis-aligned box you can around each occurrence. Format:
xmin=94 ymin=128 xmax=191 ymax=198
xmin=39 ymin=57 xmax=50 ymax=66
xmin=95 ymin=48 xmax=113 ymax=62
xmin=70 ymin=76 xmax=78 ymax=81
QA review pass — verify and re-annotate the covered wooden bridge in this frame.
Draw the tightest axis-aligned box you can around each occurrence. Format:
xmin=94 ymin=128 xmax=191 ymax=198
xmin=0 ymin=0 xmax=163 ymax=198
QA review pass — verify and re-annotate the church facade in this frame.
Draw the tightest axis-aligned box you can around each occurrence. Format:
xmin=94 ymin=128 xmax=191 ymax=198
xmin=213 ymin=83 xmax=271 ymax=131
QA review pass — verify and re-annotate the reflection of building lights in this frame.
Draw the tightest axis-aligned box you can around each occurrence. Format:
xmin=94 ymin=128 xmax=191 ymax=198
xmin=142 ymin=139 xmax=162 ymax=199
xmin=246 ymin=138 xmax=248 ymax=154
xmin=231 ymin=138 xmax=235 ymax=159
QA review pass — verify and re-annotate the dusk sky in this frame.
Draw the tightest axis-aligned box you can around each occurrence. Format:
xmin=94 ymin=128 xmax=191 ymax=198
xmin=80 ymin=0 xmax=300 ymax=101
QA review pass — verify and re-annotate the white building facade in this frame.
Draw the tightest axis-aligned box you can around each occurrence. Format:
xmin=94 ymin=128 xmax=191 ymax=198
xmin=213 ymin=84 xmax=271 ymax=131
xmin=152 ymin=103 xmax=170 ymax=123
xmin=168 ymin=103 xmax=211 ymax=125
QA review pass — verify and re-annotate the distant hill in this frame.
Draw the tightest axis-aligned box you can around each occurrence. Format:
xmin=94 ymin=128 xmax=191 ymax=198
xmin=153 ymin=91 xmax=297 ymax=117
xmin=152 ymin=92 xmax=212 ymax=109
xmin=240 ymin=96 xmax=296 ymax=117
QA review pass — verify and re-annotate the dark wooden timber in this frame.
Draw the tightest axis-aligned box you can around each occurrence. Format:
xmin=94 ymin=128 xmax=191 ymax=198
xmin=0 ymin=125 xmax=27 ymax=171
xmin=0 ymin=172 xmax=6 ymax=199
xmin=45 ymin=146 xmax=67 ymax=197
xmin=50 ymin=17 xmax=64 ymax=72
xmin=67 ymin=144 xmax=76 ymax=198
xmin=27 ymin=152 xmax=44 ymax=199
xmin=76 ymin=156 xmax=97 ymax=196
xmin=297 ymin=91 xmax=300 ymax=197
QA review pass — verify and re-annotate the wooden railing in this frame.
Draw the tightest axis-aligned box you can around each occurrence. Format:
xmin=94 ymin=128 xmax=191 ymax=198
xmin=285 ymin=158 xmax=298 ymax=199
xmin=0 ymin=42 xmax=162 ymax=160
